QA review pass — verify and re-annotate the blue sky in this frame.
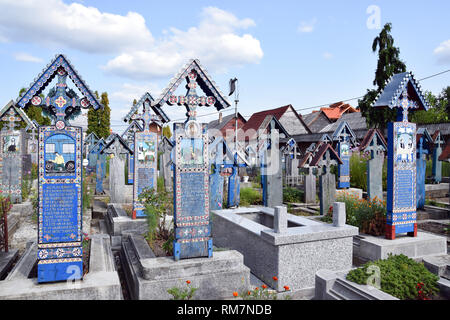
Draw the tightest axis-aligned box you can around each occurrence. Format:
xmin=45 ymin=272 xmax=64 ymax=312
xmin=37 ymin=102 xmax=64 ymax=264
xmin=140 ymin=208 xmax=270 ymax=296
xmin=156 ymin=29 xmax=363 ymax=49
xmin=0 ymin=0 xmax=449 ymax=132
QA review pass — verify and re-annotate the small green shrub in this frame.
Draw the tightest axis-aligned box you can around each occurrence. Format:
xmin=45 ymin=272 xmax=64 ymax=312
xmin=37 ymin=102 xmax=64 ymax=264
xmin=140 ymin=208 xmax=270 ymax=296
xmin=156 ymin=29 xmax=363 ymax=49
xmin=336 ymin=191 xmax=386 ymax=236
xmin=21 ymin=173 xmax=32 ymax=201
xmin=31 ymin=163 xmax=38 ymax=180
xmin=138 ymin=187 xmax=173 ymax=251
xmin=346 ymin=254 xmax=439 ymax=300
xmin=240 ymin=187 xmax=262 ymax=206
xmin=82 ymin=169 xmax=94 ymax=213
xmin=349 ymin=152 xmax=367 ymax=191
xmin=283 ymin=187 xmax=303 ymax=203
xmin=167 ymin=281 xmax=198 ymax=300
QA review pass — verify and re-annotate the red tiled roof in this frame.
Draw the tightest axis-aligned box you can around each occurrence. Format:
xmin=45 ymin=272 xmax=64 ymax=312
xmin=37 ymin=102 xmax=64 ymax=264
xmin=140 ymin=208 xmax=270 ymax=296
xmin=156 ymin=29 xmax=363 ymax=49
xmin=243 ymin=105 xmax=291 ymax=132
xmin=320 ymin=101 xmax=359 ymax=121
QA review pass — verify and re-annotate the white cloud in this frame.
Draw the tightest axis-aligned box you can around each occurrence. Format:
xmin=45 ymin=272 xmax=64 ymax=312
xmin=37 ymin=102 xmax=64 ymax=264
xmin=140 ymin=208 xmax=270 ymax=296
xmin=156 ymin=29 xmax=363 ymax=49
xmin=0 ymin=0 xmax=154 ymax=53
xmin=0 ymin=1 xmax=263 ymax=81
xmin=322 ymin=52 xmax=333 ymax=60
xmin=434 ymin=40 xmax=450 ymax=64
xmin=297 ymin=18 xmax=317 ymax=33
xmin=102 ymin=6 xmax=263 ymax=79
xmin=13 ymin=52 xmax=43 ymax=63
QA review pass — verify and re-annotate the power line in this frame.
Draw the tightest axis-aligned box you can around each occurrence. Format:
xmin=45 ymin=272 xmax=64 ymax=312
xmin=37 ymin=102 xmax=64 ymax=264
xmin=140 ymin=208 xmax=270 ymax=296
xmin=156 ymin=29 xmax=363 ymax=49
xmin=111 ymin=68 xmax=450 ymax=127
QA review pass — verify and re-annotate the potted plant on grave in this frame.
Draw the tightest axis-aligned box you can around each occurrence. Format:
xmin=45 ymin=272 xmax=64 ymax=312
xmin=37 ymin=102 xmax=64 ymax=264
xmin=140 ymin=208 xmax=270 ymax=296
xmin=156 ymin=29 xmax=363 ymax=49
xmin=137 ymin=185 xmax=174 ymax=256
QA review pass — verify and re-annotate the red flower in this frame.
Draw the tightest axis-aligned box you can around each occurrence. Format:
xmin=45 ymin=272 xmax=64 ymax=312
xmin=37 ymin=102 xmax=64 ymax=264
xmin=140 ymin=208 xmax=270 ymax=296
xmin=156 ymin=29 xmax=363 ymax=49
xmin=283 ymin=285 xmax=290 ymax=291
xmin=272 ymin=276 xmax=278 ymax=281
xmin=232 ymin=292 xmax=238 ymax=297
xmin=254 ymin=287 xmax=258 ymax=290
xmin=186 ymin=280 xmax=191 ymax=284
xmin=262 ymin=284 xmax=267 ymax=289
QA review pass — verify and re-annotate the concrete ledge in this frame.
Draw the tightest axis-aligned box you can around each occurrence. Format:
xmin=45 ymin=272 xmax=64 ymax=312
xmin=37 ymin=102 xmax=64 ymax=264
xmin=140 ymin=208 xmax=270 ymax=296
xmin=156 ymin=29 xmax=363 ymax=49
xmin=105 ymin=203 xmax=148 ymax=236
xmin=212 ymin=207 xmax=356 ymax=292
xmin=357 ymin=232 xmax=447 ymax=262
xmin=315 ymin=269 xmax=398 ymax=300
xmin=0 ymin=234 xmax=122 ymax=300
xmin=120 ymin=234 xmax=250 ymax=300
xmin=0 ymin=250 xmax=18 ymax=279
xmin=423 ymin=255 xmax=450 ymax=277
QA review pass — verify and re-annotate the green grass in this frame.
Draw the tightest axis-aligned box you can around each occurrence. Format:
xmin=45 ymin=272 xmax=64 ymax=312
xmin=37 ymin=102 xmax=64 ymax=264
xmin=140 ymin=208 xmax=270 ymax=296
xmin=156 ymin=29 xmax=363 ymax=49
xmin=240 ymin=187 xmax=262 ymax=206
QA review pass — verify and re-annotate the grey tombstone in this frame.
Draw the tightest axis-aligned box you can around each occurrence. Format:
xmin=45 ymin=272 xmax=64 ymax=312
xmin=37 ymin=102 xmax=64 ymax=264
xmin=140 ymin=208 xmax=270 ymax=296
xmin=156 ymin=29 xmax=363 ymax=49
xmin=359 ymin=129 xmax=387 ymax=201
xmin=309 ymin=144 xmax=342 ymax=216
xmin=101 ymin=134 xmax=133 ymax=204
xmin=431 ymin=131 xmax=444 ymax=184
xmin=261 ymin=118 xmax=287 ymax=208
xmin=265 ymin=146 xmax=283 ymax=208
xmin=304 ymin=167 xmax=317 ymax=204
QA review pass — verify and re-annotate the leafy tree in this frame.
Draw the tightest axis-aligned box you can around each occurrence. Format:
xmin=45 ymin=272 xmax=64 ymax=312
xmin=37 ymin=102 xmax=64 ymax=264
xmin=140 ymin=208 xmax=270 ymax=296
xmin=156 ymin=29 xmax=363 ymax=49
xmin=410 ymin=89 xmax=449 ymax=124
xmin=87 ymin=91 xmax=110 ymax=139
xmin=162 ymin=125 xmax=172 ymax=139
xmin=17 ymin=88 xmax=51 ymax=127
xmin=358 ymin=23 xmax=407 ymax=130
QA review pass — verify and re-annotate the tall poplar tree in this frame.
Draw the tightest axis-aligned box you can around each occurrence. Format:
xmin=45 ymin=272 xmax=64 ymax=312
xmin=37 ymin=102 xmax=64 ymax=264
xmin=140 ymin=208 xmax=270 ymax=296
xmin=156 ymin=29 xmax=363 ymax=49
xmin=358 ymin=23 xmax=407 ymax=129
xmin=87 ymin=91 xmax=111 ymax=139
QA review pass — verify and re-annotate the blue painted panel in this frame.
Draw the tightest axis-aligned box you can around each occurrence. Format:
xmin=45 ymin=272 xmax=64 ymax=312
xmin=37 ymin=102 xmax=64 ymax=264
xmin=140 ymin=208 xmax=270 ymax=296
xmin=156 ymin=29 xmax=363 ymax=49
xmin=416 ymin=158 xmax=426 ymax=209
xmin=95 ymin=154 xmax=105 ymax=194
xmin=38 ymin=260 xmax=83 ymax=283
xmin=179 ymin=172 xmax=205 ymax=217
xmin=337 ymin=141 xmax=350 ymax=189
xmin=227 ymin=167 xmax=240 ymax=207
xmin=137 ymin=167 xmax=154 ymax=194
xmin=133 ymin=132 xmax=158 ymax=219
xmin=127 ymin=142 xmax=135 ymax=184
xmin=209 ymin=169 xmax=224 ymax=210
xmin=432 ymin=147 xmax=442 ymax=183
xmin=386 ymin=122 xmax=417 ymax=236
xmin=38 ymin=126 xmax=83 ymax=283
xmin=41 ymin=183 xmax=79 ymax=243
xmin=173 ymin=122 xmax=211 ymax=260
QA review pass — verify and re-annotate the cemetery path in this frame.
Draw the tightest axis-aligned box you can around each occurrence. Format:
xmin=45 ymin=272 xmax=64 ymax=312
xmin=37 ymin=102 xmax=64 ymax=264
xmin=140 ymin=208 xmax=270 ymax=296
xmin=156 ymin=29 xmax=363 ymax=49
xmin=9 ymin=212 xmax=36 ymax=254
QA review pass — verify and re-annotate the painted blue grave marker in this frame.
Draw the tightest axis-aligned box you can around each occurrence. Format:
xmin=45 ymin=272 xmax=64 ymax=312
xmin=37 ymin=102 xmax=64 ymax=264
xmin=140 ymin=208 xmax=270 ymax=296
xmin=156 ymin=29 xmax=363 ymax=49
xmin=153 ymin=59 xmax=230 ymax=260
xmin=121 ymin=120 xmax=142 ymax=185
xmin=128 ymin=93 xmax=169 ymax=219
xmin=16 ymin=54 xmax=102 ymax=283
xmin=332 ymin=122 xmax=357 ymax=189
xmin=373 ymin=71 xmax=430 ymax=239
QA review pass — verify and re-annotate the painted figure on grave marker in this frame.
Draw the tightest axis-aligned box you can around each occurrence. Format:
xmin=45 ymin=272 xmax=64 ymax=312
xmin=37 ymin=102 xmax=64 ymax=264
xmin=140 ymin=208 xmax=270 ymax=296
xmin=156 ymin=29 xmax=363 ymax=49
xmin=16 ymin=54 xmax=102 ymax=283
